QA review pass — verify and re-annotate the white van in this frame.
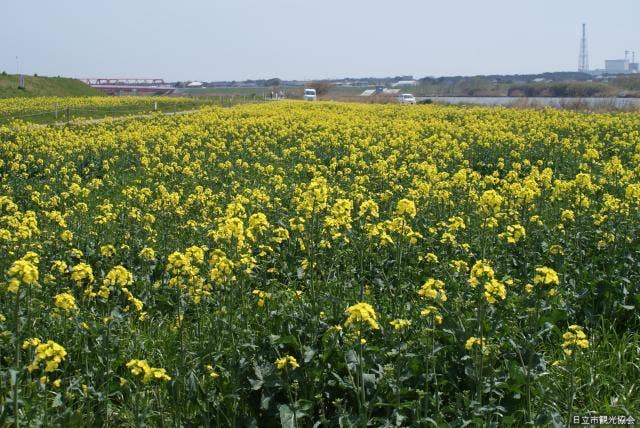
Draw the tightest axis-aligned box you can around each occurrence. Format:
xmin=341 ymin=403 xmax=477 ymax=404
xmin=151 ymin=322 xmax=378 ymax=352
xmin=303 ymin=88 xmax=317 ymax=101
xmin=398 ymin=93 xmax=416 ymax=104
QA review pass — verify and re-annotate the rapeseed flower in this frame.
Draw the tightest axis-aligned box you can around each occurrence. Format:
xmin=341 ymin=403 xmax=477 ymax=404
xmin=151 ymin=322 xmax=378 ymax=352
xmin=418 ymin=278 xmax=447 ymax=302
xmin=7 ymin=258 xmax=39 ymax=287
xmin=275 ymin=355 xmax=299 ymax=370
xmin=252 ymin=289 xmax=272 ymax=307
xmin=100 ymin=245 xmax=116 ymax=257
xmin=395 ymin=199 xmax=417 ymax=218
xmin=561 ymin=325 xmax=589 ymax=356
xmin=126 ymin=359 xmax=171 ymax=383
xmin=469 ymin=260 xmax=494 ymax=287
xmin=358 ymin=199 xmax=379 ymax=219
xmin=499 ymin=224 xmax=526 ymax=244
xmin=70 ymin=263 xmax=94 ymax=285
xmin=138 ymin=247 xmax=156 ymax=261
xmin=104 ymin=265 xmax=133 ymax=287
xmin=53 ymin=293 xmax=78 ymax=312
xmin=344 ymin=302 xmax=380 ymax=330
xmin=533 ymin=267 xmax=560 ymax=286
xmin=389 ymin=319 xmax=411 ymax=330
xmin=23 ymin=338 xmax=67 ymax=373
xmin=483 ymin=278 xmax=507 ymax=304
xmin=465 ymin=336 xmax=485 ymax=351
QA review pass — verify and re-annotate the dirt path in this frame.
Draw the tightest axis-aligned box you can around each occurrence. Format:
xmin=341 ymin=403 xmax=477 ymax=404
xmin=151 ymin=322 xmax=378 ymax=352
xmin=3 ymin=108 xmax=204 ymax=131
xmin=50 ymin=108 xmax=202 ymax=127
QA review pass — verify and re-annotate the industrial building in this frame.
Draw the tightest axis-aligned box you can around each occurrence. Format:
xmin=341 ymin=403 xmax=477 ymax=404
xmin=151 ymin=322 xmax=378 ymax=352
xmin=604 ymin=54 xmax=638 ymax=74
xmin=605 ymin=59 xmax=630 ymax=74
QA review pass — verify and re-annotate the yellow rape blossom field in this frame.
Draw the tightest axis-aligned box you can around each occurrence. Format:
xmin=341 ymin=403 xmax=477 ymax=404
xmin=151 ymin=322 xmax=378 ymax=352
xmin=1 ymin=99 xmax=640 ymax=426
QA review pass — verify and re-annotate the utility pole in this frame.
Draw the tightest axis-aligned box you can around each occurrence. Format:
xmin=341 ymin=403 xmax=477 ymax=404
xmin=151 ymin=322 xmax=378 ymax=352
xmin=578 ymin=23 xmax=589 ymax=73
xmin=16 ymin=56 xmax=25 ymax=89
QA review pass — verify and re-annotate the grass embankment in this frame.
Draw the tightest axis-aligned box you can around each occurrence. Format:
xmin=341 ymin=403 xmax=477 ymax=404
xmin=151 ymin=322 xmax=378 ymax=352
xmin=0 ymin=74 xmax=101 ymax=98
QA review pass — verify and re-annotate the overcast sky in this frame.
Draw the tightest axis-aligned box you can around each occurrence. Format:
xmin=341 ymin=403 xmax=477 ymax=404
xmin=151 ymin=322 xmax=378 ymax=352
xmin=2 ymin=0 xmax=638 ymax=81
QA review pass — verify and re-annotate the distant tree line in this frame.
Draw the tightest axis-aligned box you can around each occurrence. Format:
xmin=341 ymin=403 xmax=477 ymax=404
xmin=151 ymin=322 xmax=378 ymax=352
xmin=612 ymin=75 xmax=640 ymax=91
xmin=507 ymin=81 xmax=615 ymax=97
xmin=419 ymin=72 xmax=593 ymax=86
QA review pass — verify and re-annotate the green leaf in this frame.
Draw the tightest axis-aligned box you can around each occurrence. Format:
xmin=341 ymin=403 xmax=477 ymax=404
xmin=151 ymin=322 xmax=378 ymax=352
xmin=303 ymin=346 xmax=316 ymax=363
xmin=51 ymin=393 xmax=63 ymax=408
xmin=260 ymin=392 xmax=271 ymax=410
xmin=278 ymin=404 xmax=296 ymax=428
xmin=9 ymin=369 xmax=18 ymax=386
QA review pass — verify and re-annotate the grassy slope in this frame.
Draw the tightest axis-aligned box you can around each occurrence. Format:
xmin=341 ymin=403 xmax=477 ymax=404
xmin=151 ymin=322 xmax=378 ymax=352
xmin=0 ymin=74 xmax=101 ymax=98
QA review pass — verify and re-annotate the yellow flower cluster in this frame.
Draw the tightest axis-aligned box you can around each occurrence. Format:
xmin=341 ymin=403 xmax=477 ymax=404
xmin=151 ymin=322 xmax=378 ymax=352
xmin=275 ymin=355 xmax=300 ymax=370
xmin=533 ymin=267 xmax=560 ymax=286
xmin=70 ymin=263 xmax=94 ymax=286
xmin=100 ymin=244 xmax=116 ymax=257
xmin=138 ymin=247 xmax=156 ymax=261
xmin=395 ymin=199 xmax=417 ymax=218
xmin=206 ymin=365 xmax=220 ymax=379
xmin=417 ymin=278 xmax=447 ymax=302
xmin=104 ymin=265 xmax=133 ymax=287
xmin=53 ymin=293 xmax=78 ymax=313
xmin=389 ymin=319 xmax=411 ymax=330
xmin=209 ymin=249 xmax=235 ymax=284
xmin=126 ymin=359 xmax=172 ymax=383
xmin=478 ymin=190 xmax=503 ymax=215
xmin=252 ymin=289 xmax=272 ymax=307
xmin=468 ymin=260 xmax=495 ymax=288
xmin=323 ymin=199 xmax=353 ymax=241
xmin=6 ymin=253 xmax=39 ymax=292
xmin=499 ymin=224 xmax=526 ymax=244
xmin=420 ymin=306 xmax=443 ymax=324
xmin=561 ymin=325 xmax=589 ymax=356
xmin=468 ymin=260 xmax=508 ymax=304
xmin=296 ymin=176 xmax=329 ymax=216
xmin=465 ymin=336 xmax=486 ymax=351
xmin=483 ymin=278 xmax=507 ymax=304
xmin=358 ymin=200 xmax=379 ymax=220
xmin=22 ymin=338 xmax=67 ymax=373
xmin=344 ymin=302 xmax=380 ymax=330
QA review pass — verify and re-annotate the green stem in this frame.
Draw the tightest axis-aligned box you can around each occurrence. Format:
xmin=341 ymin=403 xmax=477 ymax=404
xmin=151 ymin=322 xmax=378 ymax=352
xmin=358 ymin=331 xmax=366 ymax=425
xmin=284 ymin=369 xmax=298 ymax=428
xmin=14 ymin=291 xmax=20 ymax=428
xmin=106 ymin=314 xmax=111 ymax=426
xmin=567 ymin=355 xmax=576 ymax=426
xmin=477 ymin=301 xmax=484 ymax=410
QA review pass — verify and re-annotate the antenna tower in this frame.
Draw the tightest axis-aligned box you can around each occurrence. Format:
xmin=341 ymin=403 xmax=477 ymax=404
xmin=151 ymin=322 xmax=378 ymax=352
xmin=578 ymin=23 xmax=589 ymax=73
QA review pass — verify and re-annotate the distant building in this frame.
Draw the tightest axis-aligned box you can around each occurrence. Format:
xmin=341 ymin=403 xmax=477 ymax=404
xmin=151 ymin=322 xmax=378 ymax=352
xmin=630 ymin=63 xmax=639 ymax=72
xmin=361 ymin=88 xmax=400 ymax=96
xmin=186 ymin=81 xmax=204 ymax=87
xmin=605 ymin=59 xmax=630 ymax=74
xmin=391 ymin=80 xmax=418 ymax=87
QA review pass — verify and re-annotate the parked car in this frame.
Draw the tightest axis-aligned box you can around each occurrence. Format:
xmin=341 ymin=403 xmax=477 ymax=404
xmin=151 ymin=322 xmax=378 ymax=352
xmin=398 ymin=93 xmax=416 ymax=104
xmin=303 ymin=88 xmax=317 ymax=101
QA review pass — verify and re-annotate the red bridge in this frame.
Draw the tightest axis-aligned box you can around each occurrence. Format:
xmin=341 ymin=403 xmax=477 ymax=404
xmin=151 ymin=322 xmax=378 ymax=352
xmin=82 ymin=78 xmax=175 ymax=95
